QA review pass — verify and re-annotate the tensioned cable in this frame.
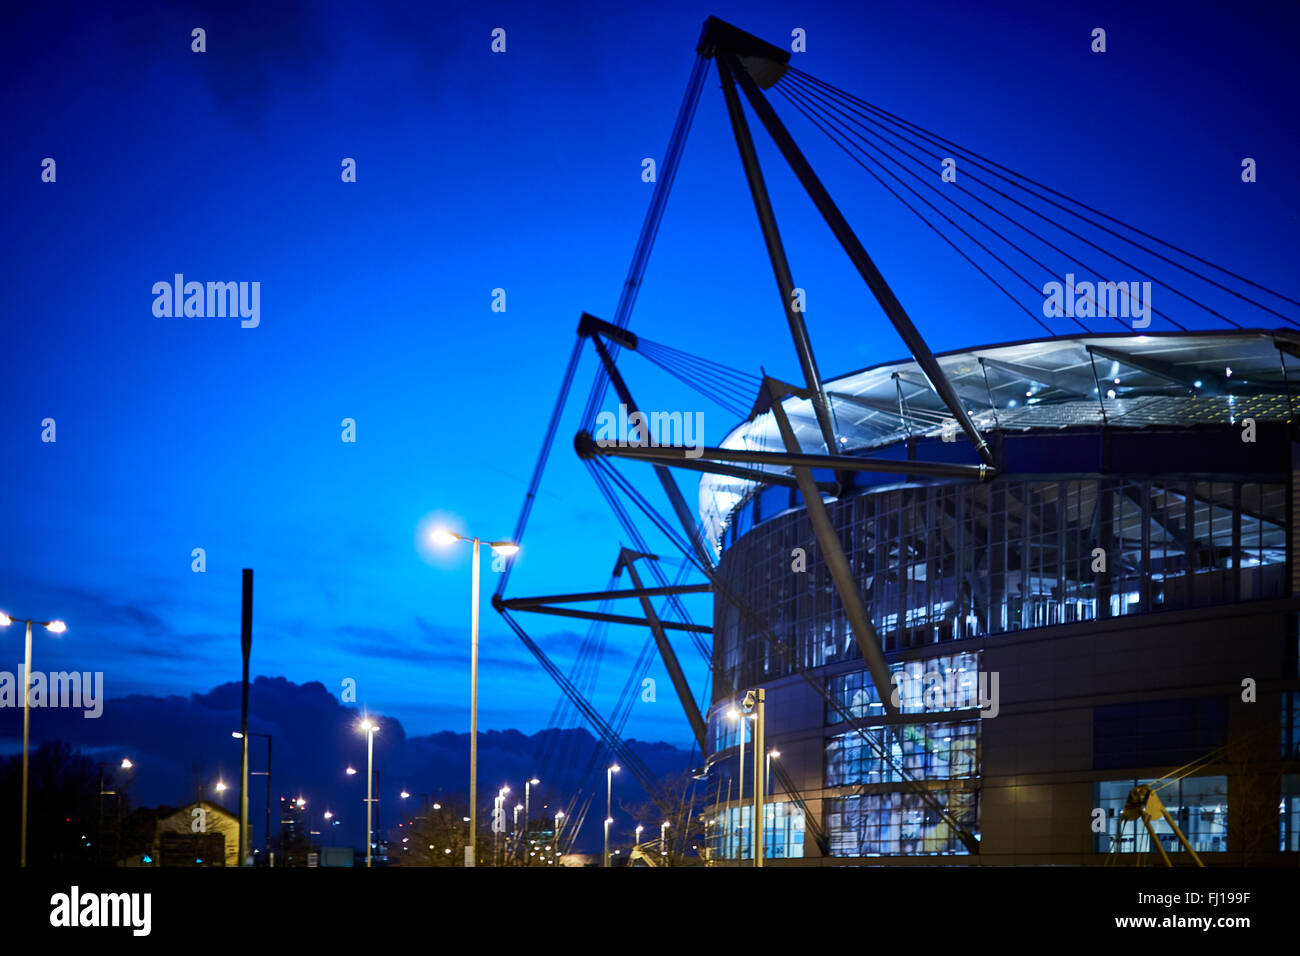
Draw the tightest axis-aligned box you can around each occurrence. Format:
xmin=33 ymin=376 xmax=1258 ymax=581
xmin=772 ymin=81 xmax=1064 ymax=336
xmin=779 ymin=78 xmax=1142 ymax=333
xmin=783 ymin=74 xmax=1209 ymax=332
xmin=786 ymin=65 xmax=1299 ymax=323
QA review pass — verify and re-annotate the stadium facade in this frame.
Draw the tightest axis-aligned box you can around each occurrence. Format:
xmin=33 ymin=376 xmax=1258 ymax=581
xmin=699 ymin=328 xmax=1300 ymax=864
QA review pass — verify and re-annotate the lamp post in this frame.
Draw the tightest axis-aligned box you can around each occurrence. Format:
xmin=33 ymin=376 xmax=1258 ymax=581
xmin=661 ymin=820 xmax=670 ymax=859
xmin=727 ymin=706 xmax=747 ymax=862
xmin=635 ymin=823 xmax=644 ymax=846
xmin=604 ymin=763 xmax=620 ymax=867
xmin=358 ymin=718 xmax=379 ymax=867
xmin=97 ymin=757 xmax=133 ymax=867
xmin=766 ymin=749 xmax=780 ymax=795
xmin=0 ymin=612 xmax=66 ymax=867
xmin=431 ymin=528 xmax=518 ymax=868
xmin=233 ymin=731 xmax=272 ymax=863
xmin=524 ymin=777 xmax=539 ymax=860
xmin=554 ymin=810 xmax=565 ymax=857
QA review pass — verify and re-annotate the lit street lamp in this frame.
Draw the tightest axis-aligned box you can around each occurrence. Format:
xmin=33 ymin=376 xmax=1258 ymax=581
xmin=0 ymin=611 xmax=66 ymax=867
xmin=604 ymin=764 xmax=620 ymax=867
xmin=635 ymin=823 xmax=644 ymax=845
xmin=358 ymin=718 xmax=379 ymax=867
xmin=524 ymin=776 xmax=540 ymax=861
xmin=97 ymin=757 xmax=133 ymax=867
xmin=661 ymin=820 xmax=670 ymax=858
xmin=431 ymin=527 xmax=518 ymax=868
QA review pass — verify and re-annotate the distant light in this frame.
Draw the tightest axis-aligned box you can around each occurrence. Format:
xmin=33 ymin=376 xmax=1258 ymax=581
xmin=490 ymin=542 xmax=520 ymax=557
xmin=120 ymin=758 xmax=133 ymax=769
xmin=346 ymin=767 xmax=358 ymax=776
xmin=232 ymin=732 xmax=243 ymax=739
xmin=46 ymin=620 xmax=67 ymax=634
xmin=0 ymin=613 xmax=10 ymax=627
xmin=215 ymin=781 xmax=227 ymax=792
xmin=324 ymin=811 xmax=333 ymax=820
xmin=529 ymin=778 xmax=540 ymax=785
xmin=1106 ymin=389 xmax=1116 ymax=400
xmin=401 ymin=791 xmax=411 ymax=799
xmin=1193 ymin=380 xmax=1203 ymax=388
xmin=609 ymin=765 xmax=620 ymax=773
xmin=431 ymin=529 xmax=459 ymax=545
xmin=1007 ymin=400 xmax=1017 ymax=408
xmin=1135 ymin=335 xmax=1150 ymax=342
xmin=1225 ymin=366 xmax=1232 ymax=378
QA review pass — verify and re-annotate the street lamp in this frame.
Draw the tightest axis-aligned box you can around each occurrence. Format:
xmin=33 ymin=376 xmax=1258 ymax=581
xmin=234 ymin=731 xmax=273 ymax=862
xmin=554 ymin=810 xmax=565 ymax=855
xmin=604 ymin=764 xmax=620 ymax=867
xmin=728 ymin=706 xmax=748 ymax=860
xmin=766 ymin=749 xmax=780 ymax=796
xmin=1 ymin=611 xmax=66 ymax=867
xmin=431 ymin=527 xmax=518 ymax=868
xmin=97 ymin=757 xmax=133 ymax=867
xmin=661 ymin=820 xmax=670 ymax=857
xmin=635 ymin=823 xmax=644 ymax=845
xmin=524 ymin=777 xmax=540 ymax=860
xmin=358 ymin=718 xmax=379 ymax=867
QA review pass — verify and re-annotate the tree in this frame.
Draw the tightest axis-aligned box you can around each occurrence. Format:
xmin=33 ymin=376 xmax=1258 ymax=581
xmin=0 ymin=741 xmax=101 ymax=866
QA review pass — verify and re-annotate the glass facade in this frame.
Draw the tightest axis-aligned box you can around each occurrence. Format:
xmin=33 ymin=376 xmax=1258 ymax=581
xmin=706 ymin=801 xmax=805 ymax=860
xmin=1093 ymin=777 xmax=1228 ymax=854
xmin=1283 ymin=775 xmax=1300 ymax=852
xmin=1283 ymin=692 xmax=1300 ymax=760
xmin=827 ymin=651 xmax=984 ymax=719
xmin=827 ymin=722 xmax=979 ymax=785
xmin=716 ymin=478 xmax=1286 ymax=693
xmin=827 ymin=788 xmax=978 ymax=856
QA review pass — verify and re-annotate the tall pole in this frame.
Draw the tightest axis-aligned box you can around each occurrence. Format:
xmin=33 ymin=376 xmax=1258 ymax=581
xmin=239 ymin=569 xmax=252 ymax=867
xmin=754 ymin=688 xmax=765 ymax=868
xmin=20 ymin=620 xmax=32 ymax=868
xmin=366 ymin=726 xmax=374 ymax=867
xmin=468 ymin=537 xmax=480 ymax=867
xmin=605 ymin=765 xmax=617 ymax=867
xmin=265 ymin=736 xmax=273 ymax=861
xmin=524 ymin=779 xmax=536 ymax=864
xmin=737 ymin=717 xmax=745 ymax=863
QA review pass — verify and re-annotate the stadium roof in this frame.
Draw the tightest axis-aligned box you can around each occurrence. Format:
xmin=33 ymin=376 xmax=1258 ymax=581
xmin=699 ymin=328 xmax=1300 ymax=549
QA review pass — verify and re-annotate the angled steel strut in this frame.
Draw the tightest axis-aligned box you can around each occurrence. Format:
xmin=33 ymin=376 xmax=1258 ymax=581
xmin=703 ymin=23 xmax=994 ymax=468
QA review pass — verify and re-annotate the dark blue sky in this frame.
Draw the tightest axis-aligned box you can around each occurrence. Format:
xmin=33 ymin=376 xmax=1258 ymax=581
xmin=1 ymin=0 xmax=1297 ymax=786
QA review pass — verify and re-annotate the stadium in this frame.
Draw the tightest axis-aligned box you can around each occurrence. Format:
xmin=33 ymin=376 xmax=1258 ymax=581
xmin=697 ymin=328 xmax=1300 ymax=864
xmin=495 ymin=18 xmax=1300 ymax=867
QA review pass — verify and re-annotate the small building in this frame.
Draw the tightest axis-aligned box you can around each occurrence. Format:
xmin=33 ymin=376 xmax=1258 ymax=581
xmin=119 ymin=800 xmax=241 ymax=867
